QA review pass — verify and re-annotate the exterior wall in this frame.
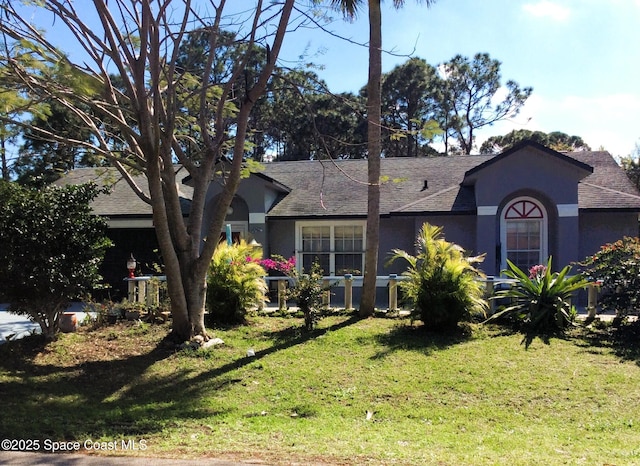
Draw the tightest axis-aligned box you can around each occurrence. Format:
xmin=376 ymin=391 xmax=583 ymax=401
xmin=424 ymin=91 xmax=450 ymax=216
xmin=269 ymin=215 xmax=477 ymax=275
xmin=471 ymin=148 xmax=585 ymax=207
xmin=427 ymin=215 xmax=477 ymax=255
xmin=471 ymin=148 xmax=586 ymax=274
xmin=266 ymin=218 xmax=296 ymax=260
xmin=379 ymin=217 xmax=415 ymax=275
xmin=579 ymin=211 xmax=639 ymax=259
xmin=203 ymin=175 xmax=284 ymax=247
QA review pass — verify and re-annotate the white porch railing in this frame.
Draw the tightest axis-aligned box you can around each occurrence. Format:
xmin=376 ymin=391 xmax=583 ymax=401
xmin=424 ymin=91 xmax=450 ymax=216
xmin=125 ymin=276 xmax=166 ymax=307
xmin=125 ymin=275 xmax=602 ymax=316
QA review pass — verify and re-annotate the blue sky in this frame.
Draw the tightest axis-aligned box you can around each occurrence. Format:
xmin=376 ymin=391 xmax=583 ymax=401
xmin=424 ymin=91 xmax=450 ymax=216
xmin=281 ymin=0 xmax=640 ymax=157
xmin=11 ymin=1 xmax=640 ymax=158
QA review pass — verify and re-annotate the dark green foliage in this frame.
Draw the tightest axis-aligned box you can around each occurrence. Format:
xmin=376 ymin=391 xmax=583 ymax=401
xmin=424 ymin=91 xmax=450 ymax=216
xmin=205 ymin=240 xmax=268 ymax=325
xmin=479 ymin=129 xmax=591 ymax=154
xmin=580 ymin=237 xmax=640 ymax=318
xmin=387 ymin=223 xmax=488 ymax=331
xmin=620 ymin=143 xmax=640 ymax=192
xmin=488 ymin=257 xmax=588 ymax=347
xmin=0 ymin=181 xmax=112 ymax=338
xmin=13 ymin=101 xmax=102 ymax=187
xmin=381 ymin=57 xmax=442 ymax=158
xmin=437 ymin=53 xmax=533 ymax=155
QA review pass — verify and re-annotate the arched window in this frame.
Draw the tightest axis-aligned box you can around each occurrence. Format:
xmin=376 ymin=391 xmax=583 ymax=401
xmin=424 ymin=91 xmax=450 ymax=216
xmin=501 ymin=197 xmax=547 ymax=273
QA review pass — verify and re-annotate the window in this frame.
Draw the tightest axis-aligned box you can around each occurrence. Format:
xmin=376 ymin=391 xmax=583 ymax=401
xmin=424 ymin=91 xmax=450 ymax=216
xmin=501 ymin=198 xmax=547 ymax=273
xmin=297 ymin=221 xmax=365 ymax=276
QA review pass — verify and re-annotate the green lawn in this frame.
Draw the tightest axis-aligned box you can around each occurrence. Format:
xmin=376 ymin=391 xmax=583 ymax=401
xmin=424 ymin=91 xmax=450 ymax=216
xmin=1 ymin=314 xmax=639 ymax=465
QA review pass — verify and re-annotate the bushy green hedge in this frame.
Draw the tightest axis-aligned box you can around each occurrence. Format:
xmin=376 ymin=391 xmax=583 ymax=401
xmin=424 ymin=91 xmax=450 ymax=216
xmin=581 ymin=237 xmax=640 ymax=319
xmin=0 ymin=181 xmax=111 ymax=338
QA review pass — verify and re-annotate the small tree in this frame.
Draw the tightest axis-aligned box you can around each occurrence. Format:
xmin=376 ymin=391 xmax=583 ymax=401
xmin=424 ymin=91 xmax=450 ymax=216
xmin=387 ymin=222 xmax=488 ymax=331
xmin=0 ymin=0 xmax=296 ymax=342
xmin=0 ymin=181 xmax=111 ymax=339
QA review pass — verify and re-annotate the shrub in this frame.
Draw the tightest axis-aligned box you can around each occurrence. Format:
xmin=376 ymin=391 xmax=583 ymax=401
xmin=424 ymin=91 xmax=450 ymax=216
xmin=256 ymin=255 xmax=326 ymax=331
xmin=387 ymin=223 xmax=488 ymax=331
xmin=0 ymin=181 xmax=111 ymax=339
xmin=286 ymin=261 xmax=327 ymax=331
xmin=580 ymin=237 xmax=640 ymax=319
xmin=206 ymin=240 xmax=268 ymax=325
xmin=487 ymin=257 xmax=588 ymax=347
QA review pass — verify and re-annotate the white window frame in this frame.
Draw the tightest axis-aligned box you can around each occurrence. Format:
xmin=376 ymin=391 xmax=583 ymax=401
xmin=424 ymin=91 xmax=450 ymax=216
xmin=295 ymin=220 xmax=366 ymax=276
xmin=500 ymin=196 xmax=548 ymax=273
xmin=217 ymin=221 xmax=248 ymax=244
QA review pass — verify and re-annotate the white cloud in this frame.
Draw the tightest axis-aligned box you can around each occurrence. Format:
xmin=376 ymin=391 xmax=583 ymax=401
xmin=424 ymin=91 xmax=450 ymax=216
xmin=477 ymin=93 xmax=640 ymax=157
xmin=523 ymin=1 xmax=571 ymax=21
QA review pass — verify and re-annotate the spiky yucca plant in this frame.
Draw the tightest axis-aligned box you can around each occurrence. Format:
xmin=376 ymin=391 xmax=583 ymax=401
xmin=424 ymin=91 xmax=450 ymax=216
xmin=487 ymin=257 xmax=588 ymax=347
xmin=206 ymin=240 xmax=268 ymax=325
xmin=387 ymin=223 xmax=488 ymax=331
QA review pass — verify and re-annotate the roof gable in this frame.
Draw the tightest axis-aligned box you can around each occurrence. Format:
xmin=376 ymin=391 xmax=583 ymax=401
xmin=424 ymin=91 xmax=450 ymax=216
xmin=463 ymin=140 xmax=593 ymax=185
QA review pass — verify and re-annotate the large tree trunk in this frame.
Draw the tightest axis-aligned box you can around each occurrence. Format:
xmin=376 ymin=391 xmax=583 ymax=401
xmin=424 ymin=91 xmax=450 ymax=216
xmin=0 ymin=0 xmax=293 ymax=342
xmin=360 ymin=0 xmax=382 ymax=317
xmin=161 ymin=0 xmax=295 ymax=342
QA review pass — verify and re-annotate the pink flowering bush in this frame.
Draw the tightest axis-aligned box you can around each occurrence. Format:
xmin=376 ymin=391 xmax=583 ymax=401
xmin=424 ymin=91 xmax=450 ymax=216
xmin=580 ymin=237 xmax=640 ymax=318
xmin=250 ymin=254 xmax=327 ymax=331
xmin=248 ymin=255 xmax=296 ymax=276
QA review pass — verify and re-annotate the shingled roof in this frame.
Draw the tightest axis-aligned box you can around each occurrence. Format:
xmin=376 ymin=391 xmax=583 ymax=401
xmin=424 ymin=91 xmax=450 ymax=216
xmin=260 ymin=148 xmax=640 ymax=217
xmin=53 ymin=166 xmax=192 ymax=218
xmin=260 ymin=156 xmax=484 ymax=217
xmin=55 ymin=145 xmax=640 ymax=219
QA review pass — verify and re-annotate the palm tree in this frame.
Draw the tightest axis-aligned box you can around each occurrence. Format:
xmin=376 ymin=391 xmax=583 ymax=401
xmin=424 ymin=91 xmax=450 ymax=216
xmin=329 ymin=0 xmax=436 ymax=316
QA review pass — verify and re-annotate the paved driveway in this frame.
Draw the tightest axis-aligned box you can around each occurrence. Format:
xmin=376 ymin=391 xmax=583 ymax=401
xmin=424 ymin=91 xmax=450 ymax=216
xmin=0 ymin=303 xmax=93 ymax=343
xmin=0 ymin=451 xmax=250 ymax=465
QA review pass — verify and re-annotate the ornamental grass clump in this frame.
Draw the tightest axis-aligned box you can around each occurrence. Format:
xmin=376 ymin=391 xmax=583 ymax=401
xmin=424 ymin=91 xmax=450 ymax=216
xmin=387 ymin=223 xmax=488 ymax=331
xmin=487 ymin=256 xmax=588 ymax=347
xmin=206 ymin=240 xmax=268 ymax=325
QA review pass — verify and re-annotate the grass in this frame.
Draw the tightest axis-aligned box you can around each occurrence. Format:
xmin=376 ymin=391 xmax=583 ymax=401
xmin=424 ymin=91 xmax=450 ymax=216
xmin=1 ymin=313 xmax=640 ymax=465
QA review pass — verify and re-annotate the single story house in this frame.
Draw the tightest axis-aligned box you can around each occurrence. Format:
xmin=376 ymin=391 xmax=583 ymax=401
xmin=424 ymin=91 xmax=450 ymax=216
xmin=57 ymin=141 xmax=640 ymax=301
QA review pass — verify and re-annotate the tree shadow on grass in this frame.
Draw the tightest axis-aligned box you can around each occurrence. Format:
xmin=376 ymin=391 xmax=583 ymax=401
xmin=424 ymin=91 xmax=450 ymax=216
xmin=0 ymin=332 xmax=217 ymax=440
xmin=365 ymin=320 xmax=474 ymax=360
xmin=572 ymin=320 xmax=640 ymax=366
xmin=182 ymin=313 xmax=364 ymax=389
xmin=255 ymin=313 xmax=362 ymax=347
xmin=0 ymin=314 xmax=364 ymax=441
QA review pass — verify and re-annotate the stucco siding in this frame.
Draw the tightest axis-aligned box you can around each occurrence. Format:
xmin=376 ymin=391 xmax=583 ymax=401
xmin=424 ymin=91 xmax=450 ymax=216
xmin=380 ymin=215 xmax=477 ymax=272
xmin=379 ymin=218 xmax=415 ymax=275
xmin=472 ymin=147 xmax=587 ymax=208
xmin=265 ymin=219 xmax=296 ymax=260
xmin=579 ymin=212 xmax=639 ymax=259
